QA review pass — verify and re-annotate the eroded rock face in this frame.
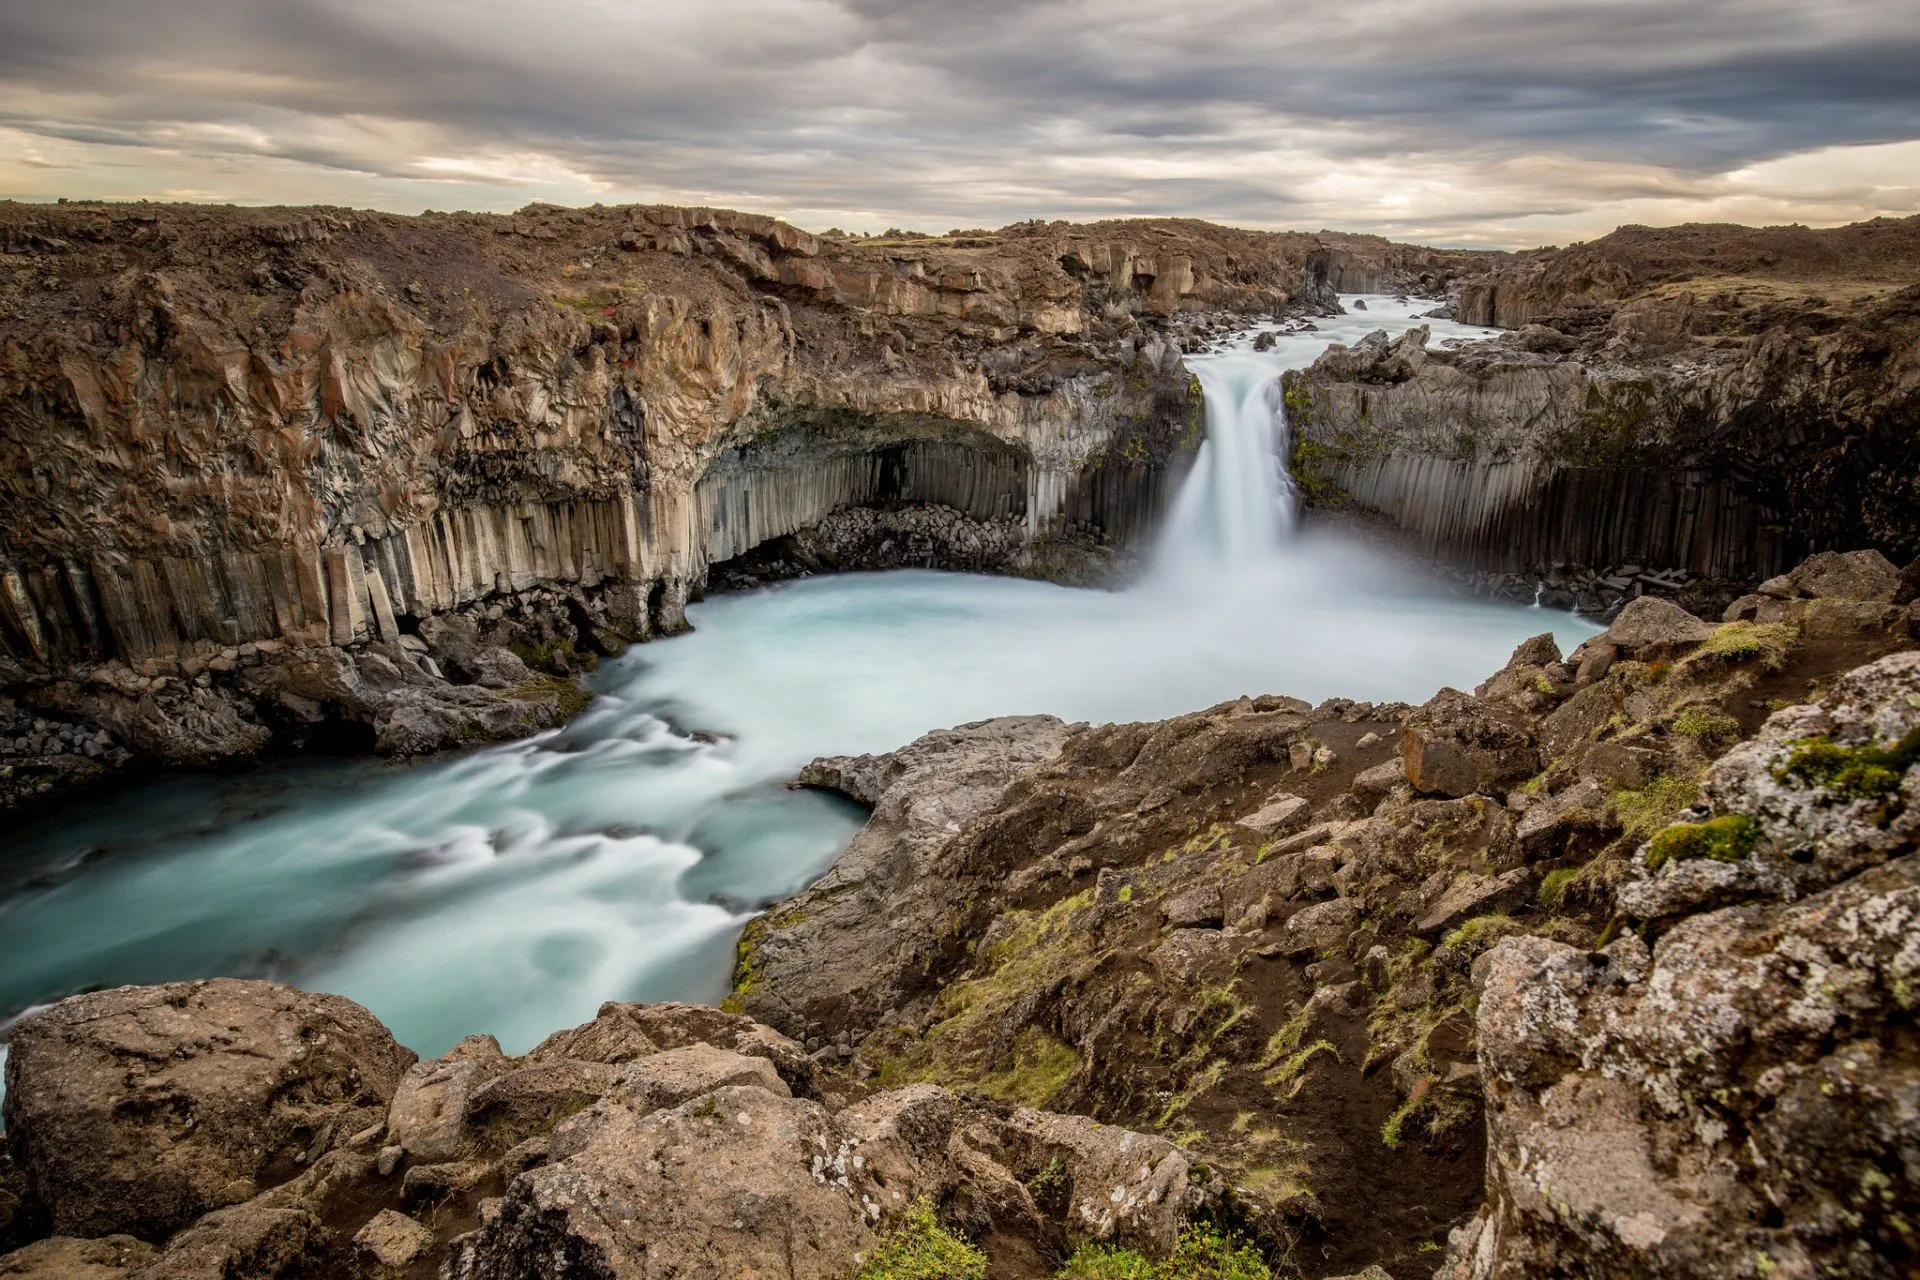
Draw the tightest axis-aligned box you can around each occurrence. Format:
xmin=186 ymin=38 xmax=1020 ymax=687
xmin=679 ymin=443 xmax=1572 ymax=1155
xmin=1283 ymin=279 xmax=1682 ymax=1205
xmin=1451 ymin=644 xmax=1920 ymax=1280
xmin=740 ymin=715 xmax=1080 ymax=1036
xmin=1282 ymin=219 xmax=1920 ymax=589
xmin=1 ymin=980 xmax=413 ymax=1240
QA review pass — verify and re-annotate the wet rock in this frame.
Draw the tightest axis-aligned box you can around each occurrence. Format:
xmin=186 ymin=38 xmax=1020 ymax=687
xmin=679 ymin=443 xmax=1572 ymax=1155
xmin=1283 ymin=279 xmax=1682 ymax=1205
xmin=353 ymin=1209 xmax=435 ymax=1269
xmin=2 ymin=980 xmax=413 ymax=1240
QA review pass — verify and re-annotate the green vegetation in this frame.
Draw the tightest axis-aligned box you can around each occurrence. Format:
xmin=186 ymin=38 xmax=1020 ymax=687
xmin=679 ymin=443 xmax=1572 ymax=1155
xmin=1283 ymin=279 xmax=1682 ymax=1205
xmin=978 ymin=1028 xmax=1080 ymax=1107
xmin=854 ymin=1201 xmax=986 ymax=1280
xmin=1775 ymin=728 xmax=1920 ymax=805
xmin=1381 ymin=1076 xmax=1434 ymax=1148
xmin=1672 ymin=706 xmax=1741 ymax=743
xmin=1690 ymin=621 xmax=1799 ymax=669
xmin=507 ymin=674 xmax=592 ymax=721
xmin=1536 ymin=864 xmax=1584 ymax=909
xmin=1442 ymin=913 xmax=1517 ymax=953
xmin=1057 ymin=1224 xmax=1273 ymax=1280
xmin=1609 ymin=773 xmax=1701 ymax=838
xmin=1644 ymin=814 xmax=1760 ymax=872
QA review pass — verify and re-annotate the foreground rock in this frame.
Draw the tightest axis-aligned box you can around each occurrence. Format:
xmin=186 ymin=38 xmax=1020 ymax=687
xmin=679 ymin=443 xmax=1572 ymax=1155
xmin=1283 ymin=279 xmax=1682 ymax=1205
xmin=1444 ymin=652 xmax=1920 ymax=1279
xmin=2 ymin=980 xmax=414 ymax=1242
xmin=735 ymin=550 xmax=1916 ymax=1277
xmin=1 ymin=992 xmax=1222 ymax=1280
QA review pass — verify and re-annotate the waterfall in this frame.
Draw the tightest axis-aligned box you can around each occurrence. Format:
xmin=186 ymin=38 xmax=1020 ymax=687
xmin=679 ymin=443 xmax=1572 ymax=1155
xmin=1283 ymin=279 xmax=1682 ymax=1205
xmin=1154 ymin=295 xmax=1501 ymax=576
xmin=1157 ymin=352 xmax=1296 ymax=569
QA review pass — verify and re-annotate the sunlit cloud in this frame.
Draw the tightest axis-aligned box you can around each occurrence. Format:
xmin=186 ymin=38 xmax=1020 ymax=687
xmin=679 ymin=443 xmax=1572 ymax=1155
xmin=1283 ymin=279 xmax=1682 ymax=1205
xmin=0 ymin=0 xmax=1914 ymax=245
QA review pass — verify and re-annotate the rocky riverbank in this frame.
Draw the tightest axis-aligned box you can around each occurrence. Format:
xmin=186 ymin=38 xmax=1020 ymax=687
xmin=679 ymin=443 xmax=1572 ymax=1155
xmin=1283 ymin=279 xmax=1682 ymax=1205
xmin=3 ymin=548 xmax=1915 ymax=1280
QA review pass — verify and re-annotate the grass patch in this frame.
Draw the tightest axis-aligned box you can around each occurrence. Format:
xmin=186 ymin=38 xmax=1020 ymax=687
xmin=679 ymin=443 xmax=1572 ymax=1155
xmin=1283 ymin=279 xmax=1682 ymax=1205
xmin=1690 ymin=621 xmax=1799 ymax=669
xmin=1536 ymin=864 xmax=1586 ymax=909
xmin=1644 ymin=814 xmax=1760 ymax=872
xmin=978 ymin=1028 xmax=1080 ymax=1107
xmin=1610 ymin=773 xmax=1701 ymax=838
xmin=1442 ymin=913 xmax=1517 ymax=953
xmin=1775 ymin=728 xmax=1920 ymax=805
xmin=1057 ymin=1224 xmax=1273 ymax=1280
xmin=1672 ymin=706 xmax=1741 ymax=743
xmin=856 ymin=1201 xmax=986 ymax=1280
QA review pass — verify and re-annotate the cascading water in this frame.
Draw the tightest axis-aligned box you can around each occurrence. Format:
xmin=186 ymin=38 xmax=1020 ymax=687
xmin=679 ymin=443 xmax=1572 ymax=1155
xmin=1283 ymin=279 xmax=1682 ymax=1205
xmin=0 ymin=296 xmax=1595 ymax=1071
xmin=1157 ymin=353 xmax=1294 ymax=567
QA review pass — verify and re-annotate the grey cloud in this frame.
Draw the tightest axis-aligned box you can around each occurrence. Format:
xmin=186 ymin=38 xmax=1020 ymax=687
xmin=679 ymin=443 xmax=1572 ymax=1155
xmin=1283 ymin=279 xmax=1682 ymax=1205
xmin=0 ymin=0 xmax=1914 ymax=238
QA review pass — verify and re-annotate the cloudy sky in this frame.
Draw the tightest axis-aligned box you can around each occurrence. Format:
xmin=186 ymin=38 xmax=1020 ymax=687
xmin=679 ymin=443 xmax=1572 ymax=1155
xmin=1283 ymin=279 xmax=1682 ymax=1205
xmin=2 ymin=0 xmax=1916 ymax=246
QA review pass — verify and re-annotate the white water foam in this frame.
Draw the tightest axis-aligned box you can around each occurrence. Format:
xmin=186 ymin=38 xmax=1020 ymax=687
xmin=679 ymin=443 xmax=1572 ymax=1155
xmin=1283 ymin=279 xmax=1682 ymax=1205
xmin=0 ymin=296 xmax=1593 ymax=1065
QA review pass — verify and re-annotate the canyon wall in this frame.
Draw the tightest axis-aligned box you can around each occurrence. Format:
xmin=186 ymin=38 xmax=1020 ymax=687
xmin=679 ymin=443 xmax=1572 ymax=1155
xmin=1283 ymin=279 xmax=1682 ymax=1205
xmin=0 ymin=203 xmax=1484 ymax=676
xmin=1285 ymin=217 xmax=1920 ymax=597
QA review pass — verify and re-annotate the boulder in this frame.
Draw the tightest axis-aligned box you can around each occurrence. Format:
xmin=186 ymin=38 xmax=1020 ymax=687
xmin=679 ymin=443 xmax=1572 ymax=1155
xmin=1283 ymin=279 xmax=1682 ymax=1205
xmin=1280 ymin=897 xmax=1364 ymax=956
xmin=127 ymin=1204 xmax=315 ymax=1280
xmin=1786 ymin=549 xmax=1902 ymax=602
xmin=1236 ymin=792 xmax=1311 ymax=836
xmin=1602 ymin=596 xmax=1711 ymax=655
xmin=1162 ymin=885 xmax=1224 ymax=929
xmin=527 ymin=1002 xmax=815 ymax=1091
xmin=1349 ymin=759 xmax=1405 ymax=805
xmin=1414 ymin=867 xmax=1531 ymax=936
xmin=446 ymin=1086 xmax=879 ymax=1280
xmin=1401 ymin=690 xmax=1539 ymax=797
xmin=464 ymin=1060 xmax=623 ymax=1151
xmin=385 ymin=1035 xmax=511 ymax=1161
xmin=2 ymin=980 xmax=413 ymax=1240
xmin=1460 ymin=853 xmax=1920 ymax=1279
xmin=353 ymin=1210 xmax=435 ymax=1269
xmin=0 ymin=1237 xmax=154 ymax=1279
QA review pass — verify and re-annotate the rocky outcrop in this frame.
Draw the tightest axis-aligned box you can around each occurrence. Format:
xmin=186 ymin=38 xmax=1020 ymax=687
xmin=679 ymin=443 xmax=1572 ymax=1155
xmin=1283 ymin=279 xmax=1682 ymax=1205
xmin=730 ymin=550 xmax=1917 ymax=1277
xmin=1 ymin=979 xmax=414 ymax=1241
xmin=1284 ymin=217 xmax=1920 ymax=597
xmin=0 ymin=990 xmax=1224 ymax=1280
xmin=1448 ymin=647 xmax=1920 ymax=1280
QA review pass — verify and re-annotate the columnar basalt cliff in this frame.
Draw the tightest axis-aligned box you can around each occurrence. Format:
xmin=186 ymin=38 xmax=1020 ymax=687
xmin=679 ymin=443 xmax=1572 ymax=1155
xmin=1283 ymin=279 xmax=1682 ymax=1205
xmin=0 ymin=203 xmax=1488 ymax=801
xmin=1284 ymin=217 xmax=1920 ymax=599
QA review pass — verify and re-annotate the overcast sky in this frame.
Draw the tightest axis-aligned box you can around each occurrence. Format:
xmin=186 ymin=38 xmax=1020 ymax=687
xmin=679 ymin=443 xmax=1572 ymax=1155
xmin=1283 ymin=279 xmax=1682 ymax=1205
xmin=2 ymin=0 xmax=1916 ymax=246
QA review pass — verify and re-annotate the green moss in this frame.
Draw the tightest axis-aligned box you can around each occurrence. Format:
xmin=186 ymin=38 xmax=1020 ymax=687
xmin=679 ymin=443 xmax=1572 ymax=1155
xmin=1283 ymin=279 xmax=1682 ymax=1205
xmin=1775 ymin=728 xmax=1920 ymax=805
xmin=1672 ymin=706 xmax=1741 ymax=742
xmin=1690 ymin=621 xmax=1799 ymax=669
xmin=1609 ymin=773 xmax=1701 ymax=838
xmin=507 ymin=674 xmax=592 ymax=721
xmin=1536 ymin=865 xmax=1584 ymax=909
xmin=978 ymin=1028 xmax=1080 ymax=1107
xmin=1057 ymin=1225 xmax=1271 ymax=1280
xmin=1056 ymin=1245 xmax=1160 ymax=1280
xmin=1644 ymin=814 xmax=1760 ymax=872
xmin=1442 ymin=913 xmax=1516 ymax=953
xmin=855 ymin=1201 xmax=986 ymax=1280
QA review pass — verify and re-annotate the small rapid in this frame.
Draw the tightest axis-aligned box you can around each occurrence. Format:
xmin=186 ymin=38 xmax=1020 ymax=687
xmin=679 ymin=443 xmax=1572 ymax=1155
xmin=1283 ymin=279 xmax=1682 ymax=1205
xmin=0 ymin=296 xmax=1595 ymax=1065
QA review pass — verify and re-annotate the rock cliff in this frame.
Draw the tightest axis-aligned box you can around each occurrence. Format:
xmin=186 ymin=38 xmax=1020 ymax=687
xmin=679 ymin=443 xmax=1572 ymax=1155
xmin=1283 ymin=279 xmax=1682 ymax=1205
xmin=1283 ymin=217 xmax=1920 ymax=601
xmin=0 ymin=201 xmax=1481 ymax=805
